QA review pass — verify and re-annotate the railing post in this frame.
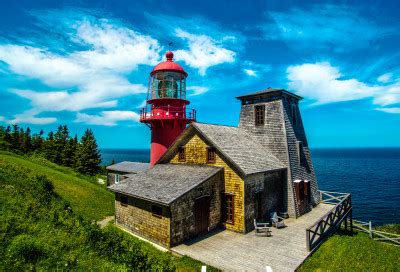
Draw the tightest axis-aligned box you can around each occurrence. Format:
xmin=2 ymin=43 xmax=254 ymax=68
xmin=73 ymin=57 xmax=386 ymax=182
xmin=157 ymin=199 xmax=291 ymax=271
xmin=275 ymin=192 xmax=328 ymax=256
xmin=369 ymin=221 xmax=373 ymax=238
xmin=350 ymin=208 xmax=353 ymax=235
xmin=306 ymin=230 xmax=310 ymax=251
xmin=320 ymin=191 xmax=323 ymax=203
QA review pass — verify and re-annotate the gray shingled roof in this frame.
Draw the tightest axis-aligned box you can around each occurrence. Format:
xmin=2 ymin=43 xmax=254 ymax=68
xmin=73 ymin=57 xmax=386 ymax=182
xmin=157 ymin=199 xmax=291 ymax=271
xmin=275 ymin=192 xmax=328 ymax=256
xmin=192 ymin=123 xmax=286 ymax=175
xmin=236 ymin=88 xmax=302 ymax=100
xmin=108 ymin=164 xmax=222 ymax=205
xmin=106 ymin=161 xmax=149 ymax=173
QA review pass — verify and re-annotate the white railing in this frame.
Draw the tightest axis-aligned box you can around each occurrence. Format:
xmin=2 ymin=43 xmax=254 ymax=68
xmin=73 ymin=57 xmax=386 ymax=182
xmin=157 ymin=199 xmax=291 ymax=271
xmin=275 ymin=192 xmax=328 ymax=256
xmin=353 ymin=220 xmax=400 ymax=246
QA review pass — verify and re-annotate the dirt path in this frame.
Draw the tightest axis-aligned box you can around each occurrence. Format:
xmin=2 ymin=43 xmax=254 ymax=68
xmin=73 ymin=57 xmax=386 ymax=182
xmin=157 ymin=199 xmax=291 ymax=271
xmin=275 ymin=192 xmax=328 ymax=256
xmin=97 ymin=216 xmax=114 ymax=228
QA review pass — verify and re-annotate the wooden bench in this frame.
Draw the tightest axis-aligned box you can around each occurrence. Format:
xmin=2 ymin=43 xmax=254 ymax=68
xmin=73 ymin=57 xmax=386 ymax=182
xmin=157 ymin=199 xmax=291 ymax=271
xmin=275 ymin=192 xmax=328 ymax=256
xmin=254 ymin=219 xmax=271 ymax=236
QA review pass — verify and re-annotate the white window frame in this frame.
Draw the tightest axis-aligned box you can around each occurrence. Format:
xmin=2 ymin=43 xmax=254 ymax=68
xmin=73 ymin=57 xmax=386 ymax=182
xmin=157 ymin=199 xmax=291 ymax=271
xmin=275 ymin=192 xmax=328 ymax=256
xmin=115 ymin=174 xmax=120 ymax=184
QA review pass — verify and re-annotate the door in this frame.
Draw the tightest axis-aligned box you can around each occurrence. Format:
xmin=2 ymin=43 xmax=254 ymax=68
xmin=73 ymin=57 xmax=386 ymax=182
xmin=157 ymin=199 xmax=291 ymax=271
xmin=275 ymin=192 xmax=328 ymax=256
xmin=295 ymin=180 xmax=310 ymax=214
xmin=255 ymin=191 xmax=263 ymax=221
xmin=195 ymin=196 xmax=210 ymax=235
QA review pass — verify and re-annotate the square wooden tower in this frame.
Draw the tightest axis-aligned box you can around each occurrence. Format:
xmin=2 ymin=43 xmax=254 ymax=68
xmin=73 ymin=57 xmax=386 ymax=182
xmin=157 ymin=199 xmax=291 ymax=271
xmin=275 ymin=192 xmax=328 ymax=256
xmin=237 ymin=88 xmax=320 ymax=217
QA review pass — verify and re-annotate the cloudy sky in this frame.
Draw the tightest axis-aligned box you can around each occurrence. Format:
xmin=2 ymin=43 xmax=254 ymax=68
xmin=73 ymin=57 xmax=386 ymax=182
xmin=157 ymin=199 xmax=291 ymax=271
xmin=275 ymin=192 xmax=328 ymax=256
xmin=0 ymin=0 xmax=399 ymax=148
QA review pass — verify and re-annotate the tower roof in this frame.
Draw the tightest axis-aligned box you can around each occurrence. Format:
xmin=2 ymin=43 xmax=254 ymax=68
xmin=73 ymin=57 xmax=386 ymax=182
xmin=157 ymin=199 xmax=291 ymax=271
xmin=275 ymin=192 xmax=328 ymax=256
xmin=151 ymin=51 xmax=187 ymax=77
xmin=236 ymin=88 xmax=303 ymax=101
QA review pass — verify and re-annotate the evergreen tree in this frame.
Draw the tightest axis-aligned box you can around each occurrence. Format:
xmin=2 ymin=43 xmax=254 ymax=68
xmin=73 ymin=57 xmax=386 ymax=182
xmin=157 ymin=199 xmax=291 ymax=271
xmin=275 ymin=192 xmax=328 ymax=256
xmin=32 ymin=129 xmax=44 ymax=152
xmin=74 ymin=129 xmax=101 ymax=175
xmin=62 ymin=134 xmax=77 ymax=167
xmin=0 ymin=126 xmax=4 ymax=139
xmin=4 ymin=126 xmax=12 ymax=143
xmin=53 ymin=125 xmax=68 ymax=164
xmin=22 ymin=127 xmax=32 ymax=153
xmin=11 ymin=124 xmax=20 ymax=150
xmin=43 ymin=131 xmax=56 ymax=162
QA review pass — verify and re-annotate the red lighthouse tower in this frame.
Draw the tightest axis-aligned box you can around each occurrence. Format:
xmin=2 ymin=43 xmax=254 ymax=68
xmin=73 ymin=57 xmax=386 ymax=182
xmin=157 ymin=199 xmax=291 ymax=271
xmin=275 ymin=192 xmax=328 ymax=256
xmin=140 ymin=51 xmax=196 ymax=166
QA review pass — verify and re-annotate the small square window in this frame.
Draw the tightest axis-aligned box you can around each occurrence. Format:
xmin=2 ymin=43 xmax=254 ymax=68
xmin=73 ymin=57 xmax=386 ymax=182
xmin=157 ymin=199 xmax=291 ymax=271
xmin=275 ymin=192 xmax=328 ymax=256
xmin=206 ymin=147 xmax=216 ymax=163
xmin=178 ymin=146 xmax=185 ymax=162
xmin=120 ymin=195 xmax=128 ymax=206
xmin=254 ymin=105 xmax=265 ymax=126
xmin=152 ymin=205 xmax=163 ymax=218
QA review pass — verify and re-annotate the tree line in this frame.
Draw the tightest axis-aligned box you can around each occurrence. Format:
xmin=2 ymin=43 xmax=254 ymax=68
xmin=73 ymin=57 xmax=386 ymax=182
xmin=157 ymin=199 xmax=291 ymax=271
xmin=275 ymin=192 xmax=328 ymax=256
xmin=0 ymin=124 xmax=101 ymax=175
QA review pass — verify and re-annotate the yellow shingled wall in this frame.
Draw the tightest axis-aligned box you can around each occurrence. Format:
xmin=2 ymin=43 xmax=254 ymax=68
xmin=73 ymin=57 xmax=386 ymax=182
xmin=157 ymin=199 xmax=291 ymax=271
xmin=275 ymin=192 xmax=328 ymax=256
xmin=170 ymin=134 xmax=245 ymax=232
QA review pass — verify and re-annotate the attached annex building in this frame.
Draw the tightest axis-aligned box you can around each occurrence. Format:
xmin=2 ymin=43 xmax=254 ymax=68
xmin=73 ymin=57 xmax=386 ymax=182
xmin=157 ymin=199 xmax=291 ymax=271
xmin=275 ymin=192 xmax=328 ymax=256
xmin=108 ymin=52 xmax=320 ymax=248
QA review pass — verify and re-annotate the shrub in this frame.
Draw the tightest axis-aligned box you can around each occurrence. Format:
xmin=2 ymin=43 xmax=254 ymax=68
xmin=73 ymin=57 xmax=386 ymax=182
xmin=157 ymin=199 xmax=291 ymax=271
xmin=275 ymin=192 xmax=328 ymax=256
xmin=7 ymin=235 xmax=47 ymax=263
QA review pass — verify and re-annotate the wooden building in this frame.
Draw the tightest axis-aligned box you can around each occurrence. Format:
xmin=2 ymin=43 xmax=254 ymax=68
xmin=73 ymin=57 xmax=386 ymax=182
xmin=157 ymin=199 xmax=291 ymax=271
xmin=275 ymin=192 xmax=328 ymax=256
xmin=108 ymin=88 xmax=320 ymax=248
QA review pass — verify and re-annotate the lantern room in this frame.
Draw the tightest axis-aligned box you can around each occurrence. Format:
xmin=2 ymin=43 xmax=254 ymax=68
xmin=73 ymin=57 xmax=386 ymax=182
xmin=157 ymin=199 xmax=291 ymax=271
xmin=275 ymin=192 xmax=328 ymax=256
xmin=148 ymin=51 xmax=187 ymax=100
xmin=140 ymin=51 xmax=196 ymax=166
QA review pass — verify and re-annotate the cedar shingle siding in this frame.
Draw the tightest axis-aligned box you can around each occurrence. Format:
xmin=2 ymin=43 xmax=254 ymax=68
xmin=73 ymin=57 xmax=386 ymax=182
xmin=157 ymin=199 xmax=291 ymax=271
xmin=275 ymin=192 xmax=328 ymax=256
xmin=108 ymin=88 xmax=320 ymax=247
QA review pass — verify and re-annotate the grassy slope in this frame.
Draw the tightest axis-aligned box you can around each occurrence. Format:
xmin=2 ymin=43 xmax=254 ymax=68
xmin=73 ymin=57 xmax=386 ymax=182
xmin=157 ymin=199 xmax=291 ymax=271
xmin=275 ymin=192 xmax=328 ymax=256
xmin=299 ymin=229 xmax=400 ymax=271
xmin=0 ymin=151 xmax=219 ymax=271
xmin=0 ymin=151 xmax=114 ymax=221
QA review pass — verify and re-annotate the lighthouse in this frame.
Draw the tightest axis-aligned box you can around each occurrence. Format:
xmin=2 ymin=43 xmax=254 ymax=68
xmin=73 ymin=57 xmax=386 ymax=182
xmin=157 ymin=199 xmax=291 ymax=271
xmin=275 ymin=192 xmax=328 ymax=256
xmin=140 ymin=51 xmax=196 ymax=166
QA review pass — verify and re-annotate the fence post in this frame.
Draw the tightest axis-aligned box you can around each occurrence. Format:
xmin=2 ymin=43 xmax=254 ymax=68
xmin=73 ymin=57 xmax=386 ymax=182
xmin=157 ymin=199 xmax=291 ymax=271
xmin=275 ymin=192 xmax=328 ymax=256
xmin=306 ymin=230 xmax=310 ymax=251
xmin=369 ymin=221 xmax=373 ymax=238
xmin=350 ymin=209 xmax=353 ymax=235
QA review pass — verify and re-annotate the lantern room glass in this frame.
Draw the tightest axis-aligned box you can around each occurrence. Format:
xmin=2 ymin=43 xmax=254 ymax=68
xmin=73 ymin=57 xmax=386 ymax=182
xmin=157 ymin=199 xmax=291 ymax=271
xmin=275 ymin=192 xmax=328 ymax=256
xmin=149 ymin=71 xmax=186 ymax=100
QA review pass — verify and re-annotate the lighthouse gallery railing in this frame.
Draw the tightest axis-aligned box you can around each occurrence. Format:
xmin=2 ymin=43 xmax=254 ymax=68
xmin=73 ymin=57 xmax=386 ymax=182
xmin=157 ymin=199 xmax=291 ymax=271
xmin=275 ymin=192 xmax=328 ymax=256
xmin=140 ymin=106 xmax=196 ymax=121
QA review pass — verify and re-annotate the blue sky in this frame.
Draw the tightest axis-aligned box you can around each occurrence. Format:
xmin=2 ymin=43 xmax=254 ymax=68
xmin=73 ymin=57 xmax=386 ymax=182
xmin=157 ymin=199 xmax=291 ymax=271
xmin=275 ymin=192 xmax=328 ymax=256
xmin=0 ymin=0 xmax=399 ymax=148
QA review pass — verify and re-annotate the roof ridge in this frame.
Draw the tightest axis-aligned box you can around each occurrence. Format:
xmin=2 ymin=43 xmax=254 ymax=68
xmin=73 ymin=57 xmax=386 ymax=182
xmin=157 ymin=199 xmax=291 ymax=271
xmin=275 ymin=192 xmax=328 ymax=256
xmin=193 ymin=122 xmax=238 ymax=128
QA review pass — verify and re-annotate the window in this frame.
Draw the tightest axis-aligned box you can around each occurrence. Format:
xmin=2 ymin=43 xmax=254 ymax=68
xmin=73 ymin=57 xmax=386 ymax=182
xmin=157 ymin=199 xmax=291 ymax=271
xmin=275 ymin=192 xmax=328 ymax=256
xmin=225 ymin=194 xmax=234 ymax=224
xmin=297 ymin=141 xmax=306 ymax=166
xmin=120 ymin=195 xmax=128 ymax=206
xmin=115 ymin=174 xmax=120 ymax=184
xmin=152 ymin=205 xmax=163 ymax=218
xmin=291 ymin=104 xmax=297 ymax=126
xmin=178 ymin=146 xmax=185 ymax=162
xmin=254 ymin=105 xmax=265 ymax=126
xmin=206 ymin=147 xmax=216 ymax=163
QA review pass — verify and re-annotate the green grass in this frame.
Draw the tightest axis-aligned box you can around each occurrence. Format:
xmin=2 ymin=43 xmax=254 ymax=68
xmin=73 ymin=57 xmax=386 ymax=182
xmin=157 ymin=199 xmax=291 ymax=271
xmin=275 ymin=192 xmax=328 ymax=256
xmin=299 ymin=229 xmax=400 ymax=271
xmin=0 ymin=151 xmax=219 ymax=271
xmin=0 ymin=151 xmax=113 ymax=221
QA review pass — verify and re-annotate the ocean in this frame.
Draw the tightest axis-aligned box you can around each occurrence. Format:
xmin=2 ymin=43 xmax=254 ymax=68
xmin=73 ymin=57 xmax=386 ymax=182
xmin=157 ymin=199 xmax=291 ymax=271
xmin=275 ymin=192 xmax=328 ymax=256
xmin=101 ymin=148 xmax=400 ymax=226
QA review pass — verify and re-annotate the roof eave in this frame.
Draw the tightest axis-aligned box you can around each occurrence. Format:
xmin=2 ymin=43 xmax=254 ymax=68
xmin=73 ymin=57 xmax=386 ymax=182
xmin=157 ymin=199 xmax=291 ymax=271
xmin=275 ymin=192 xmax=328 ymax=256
xmin=244 ymin=166 xmax=287 ymax=176
xmin=108 ymin=186 xmax=171 ymax=206
xmin=236 ymin=89 xmax=303 ymax=101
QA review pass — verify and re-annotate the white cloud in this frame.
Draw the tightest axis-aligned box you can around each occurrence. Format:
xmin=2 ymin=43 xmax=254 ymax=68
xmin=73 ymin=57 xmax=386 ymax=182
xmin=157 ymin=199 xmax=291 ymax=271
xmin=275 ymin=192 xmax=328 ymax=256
xmin=11 ymin=77 xmax=146 ymax=112
xmin=377 ymin=73 xmax=392 ymax=83
xmin=0 ymin=15 xmax=160 ymax=123
xmin=287 ymin=62 xmax=400 ymax=113
xmin=243 ymin=69 xmax=257 ymax=77
xmin=7 ymin=111 xmax=57 ymax=125
xmin=174 ymin=29 xmax=235 ymax=76
xmin=74 ymin=19 xmax=160 ymax=72
xmin=75 ymin=111 xmax=139 ymax=126
xmin=376 ymin=107 xmax=400 ymax=114
xmin=187 ymin=86 xmax=209 ymax=96
xmin=262 ymin=4 xmax=393 ymax=51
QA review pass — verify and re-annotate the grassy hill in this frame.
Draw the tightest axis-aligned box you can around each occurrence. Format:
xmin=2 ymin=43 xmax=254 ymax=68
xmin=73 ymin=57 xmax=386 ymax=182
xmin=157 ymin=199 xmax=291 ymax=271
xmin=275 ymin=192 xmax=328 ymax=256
xmin=0 ymin=151 xmax=113 ymax=221
xmin=0 ymin=151 xmax=217 ymax=271
xmin=299 ymin=228 xmax=400 ymax=271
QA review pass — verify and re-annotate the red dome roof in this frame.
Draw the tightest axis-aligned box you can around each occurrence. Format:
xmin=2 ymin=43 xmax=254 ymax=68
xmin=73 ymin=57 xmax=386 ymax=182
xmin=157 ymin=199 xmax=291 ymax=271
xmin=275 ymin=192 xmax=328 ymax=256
xmin=151 ymin=51 xmax=187 ymax=77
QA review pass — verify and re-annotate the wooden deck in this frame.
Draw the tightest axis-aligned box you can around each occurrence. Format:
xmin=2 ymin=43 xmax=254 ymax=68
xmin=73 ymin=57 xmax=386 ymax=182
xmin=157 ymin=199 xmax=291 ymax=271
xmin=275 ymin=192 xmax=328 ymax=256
xmin=171 ymin=204 xmax=333 ymax=272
